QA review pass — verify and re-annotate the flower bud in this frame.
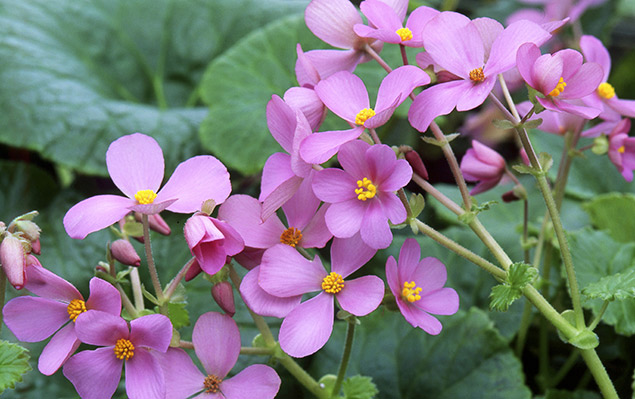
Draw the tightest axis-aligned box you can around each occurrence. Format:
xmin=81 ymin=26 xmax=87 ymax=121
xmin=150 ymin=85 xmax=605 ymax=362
xmin=460 ymin=140 xmax=506 ymax=195
xmin=0 ymin=234 xmax=27 ymax=289
xmin=185 ymin=259 xmax=202 ymax=282
xmin=110 ymin=239 xmax=141 ymax=267
xmin=405 ymin=149 xmax=429 ymax=180
xmin=134 ymin=213 xmax=171 ymax=236
xmin=14 ymin=220 xmax=41 ymax=242
xmin=31 ymin=238 xmax=41 ymax=255
xmin=211 ymin=281 xmax=236 ymax=317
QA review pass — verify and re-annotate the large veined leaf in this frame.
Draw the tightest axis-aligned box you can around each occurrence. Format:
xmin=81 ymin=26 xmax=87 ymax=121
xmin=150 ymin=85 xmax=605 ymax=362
xmin=0 ymin=0 xmax=308 ymax=176
xmin=0 ymin=341 xmax=31 ymax=393
xmin=583 ymin=193 xmax=635 ymax=243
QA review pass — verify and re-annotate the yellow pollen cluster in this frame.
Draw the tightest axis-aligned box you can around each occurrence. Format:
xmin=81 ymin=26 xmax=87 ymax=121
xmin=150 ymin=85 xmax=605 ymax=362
xmin=402 ymin=281 xmax=422 ymax=303
xmin=597 ymin=82 xmax=615 ymax=99
xmin=618 ymin=145 xmax=626 ymax=154
xmin=203 ymin=374 xmax=223 ymax=393
xmin=469 ymin=67 xmax=485 ymax=82
xmin=355 ymin=177 xmax=377 ymax=201
xmin=66 ymin=299 xmax=87 ymax=322
xmin=549 ymin=77 xmax=567 ymax=97
xmin=396 ymin=27 xmax=413 ymax=42
xmin=113 ymin=338 xmax=135 ymax=360
xmin=322 ymin=272 xmax=345 ymax=294
xmin=134 ymin=189 xmax=157 ymax=205
xmin=355 ymin=108 xmax=376 ymax=125
xmin=280 ymin=227 xmax=303 ymax=247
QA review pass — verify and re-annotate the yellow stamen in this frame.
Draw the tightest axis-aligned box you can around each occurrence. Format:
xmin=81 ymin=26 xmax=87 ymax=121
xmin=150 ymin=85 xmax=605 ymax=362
xmin=396 ymin=27 xmax=413 ymax=42
xmin=618 ymin=145 xmax=625 ymax=154
xmin=134 ymin=189 xmax=157 ymax=205
xmin=401 ymin=281 xmax=422 ymax=303
xmin=549 ymin=77 xmax=567 ymax=97
xmin=355 ymin=177 xmax=377 ymax=201
xmin=113 ymin=338 xmax=135 ymax=360
xmin=597 ymin=82 xmax=615 ymax=99
xmin=322 ymin=272 xmax=345 ymax=294
xmin=203 ymin=374 xmax=223 ymax=393
xmin=469 ymin=67 xmax=485 ymax=82
xmin=355 ymin=108 xmax=376 ymax=125
xmin=280 ymin=227 xmax=303 ymax=247
xmin=66 ymin=299 xmax=87 ymax=322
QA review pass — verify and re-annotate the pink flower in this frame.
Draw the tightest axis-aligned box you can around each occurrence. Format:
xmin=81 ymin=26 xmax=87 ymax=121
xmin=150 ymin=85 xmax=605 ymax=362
xmin=516 ymin=43 xmax=604 ymax=118
xmin=3 ymin=262 xmax=121 ymax=375
xmin=63 ymin=312 xmax=172 ymax=399
xmin=157 ymin=312 xmax=280 ymax=399
xmin=259 ymin=235 xmax=382 ymax=357
xmin=607 ymin=118 xmax=635 ymax=182
xmin=63 ymin=133 xmax=231 ymax=239
xmin=0 ymin=234 xmax=27 ymax=289
xmin=312 ymin=140 xmax=412 ymax=249
xmin=408 ymin=12 xmax=551 ymax=132
xmin=517 ymin=101 xmax=586 ymax=136
xmin=460 ymin=140 xmax=509 ymax=195
xmin=184 ymin=213 xmax=244 ymax=276
xmin=386 ymin=239 xmax=459 ymax=334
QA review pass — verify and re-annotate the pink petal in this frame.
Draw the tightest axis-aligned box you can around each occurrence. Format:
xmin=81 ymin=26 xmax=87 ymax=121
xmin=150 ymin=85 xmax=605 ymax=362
xmin=324 ymin=200 xmax=365 ymax=238
xmin=295 ymin=44 xmax=321 ymax=87
xmin=363 ymin=97 xmax=400 ymax=128
xmin=354 ymin=24 xmax=402 ymax=44
xmin=159 ymin=156 xmax=231 ymax=213
xmin=86 ymin=277 xmax=121 ymax=315
xmin=218 ymin=195 xmax=285 ymax=249
xmin=408 ymin=257 xmax=448 ymax=292
xmin=360 ymin=200 xmax=392 ymax=249
xmin=304 ymin=49 xmax=364 ymax=79
xmin=516 ymin=43 xmax=542 ymax=89
xmin=155 ymin=348 xmax=204 ymax=399
xmin=266 ymin=95 xmax=296 ymax=153
xmin=532 ymin=53 xmax=564 ymax=95
xmin=485 ymin=20 xmax=550 ymax=76
xmin=313 ymin=168 xmax=358 ymax=203
xmin=284 ymin=87 xmax=326 ymax=133
xmin=299 ymin=204 xmax=333 ymax=248
xmin=456 ymin=78 xmax=496 ymax=112
xmin=279 ymin=293 xmax=334 ymax=357
xmin=336 ymin=275 xmax=384 ymax=316
xmin=338 ymin=139 xmax=372 ymax=179
xmin=282 ymin=174 xmax=320 ymax=229
xmin=259 ymin=245 xmax=325 ymax=297
xmin=220 ymin=364 xmax=281 ymax=399
xmin=74 ymin=310 xmax=128 ymax=346
xmin=580 ymin=35 xmax=611 ymax=81
xmin=128 ymin=198 xmax=177 ymax=215
xmin=397 ymin=238 xmax=422 ymax=281
xmin=375 ymin=66 xmax=431 ymax=112
xmin=381 ymin=0 xmax=409 ymax=21
xmin=408 ymin=80 xmax=471 ymax=132
xmin=24 ymin=262 xmax=82 ymax=302
xmin=106 ymin=133 xmax=164 ymax=199
xmin=379 ymin=192 xmax=407 ymax=225
xmin=397 ymin=300 xmax=443 ymax=334
xmin=63 ymin=347 xmax=123 ymax=399
xmin=470 ymin=178 xmax=503 ymax=195
xmin=405 ymin=6 xmax=440 ymax=45
xmin=2 ymin=297 xmax=69 ymax=342
xmin=130 ymin=314 xmax=172 ymax=352
xmin=542 ymin=97 xmax=600 ymax=119
xmin=239 ymin=267 xmax=302 ymax=318
xmin=415 ymin=288 xmax=460 ymax=315
xmin=385 ymin=256 xmax=400 ymax=297
xmin=379 ymin=159 xmax=412 ymax=192
xmin=38 ymin=323 xmax=80 ymax=375
xmin=261 ymin=175 xmax=304 ymax=222
xmin=560 ymin=62 xmax=604 ymax=99
xmin=315 ymin=71 xmax=369 ymax=123
xmin=366 ymin=143 xmax=398 ymax=183
xmin=305 ymin=0 xmax=363 ymax=49
xmin=299 ymin=128 xmax=364 ymax=165
xmin=331 ymin=234 xmax=377 ymax=278
xmin=125 ymin=349 xmax=165 ymax=399
xmin=259 ymin=153 xmax=294 ymax=202
xmin=608 ymin=98 xmax=635 ymax=119
xmin=472 ymin=17 xmax=504 ymax=61
xmin=193 ymin=312 xmax=240 ymax=378
xmin=63 ymin=195 xmax=134 ymax=239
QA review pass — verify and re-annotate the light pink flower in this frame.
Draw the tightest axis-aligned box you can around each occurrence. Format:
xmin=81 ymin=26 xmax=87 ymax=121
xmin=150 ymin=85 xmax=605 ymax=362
xmin=64 ymin=133 xmax=231 ymax=239
xmin=63 ymin=312 xmax=172 ymax=399
xmin=157 ymin=312 xmax=280 ymax=399
xmin=3 ymin=262 xmax=121 ymax=375
xmin=0 ymin=234 xmax=27 ymax=289
xmin=386 ymin=238 xmax=459 ymax=334
xmin=607 ymin=118 xmax=635 ymax=182
xmin=460 ymin=140 xmax=508 ymax=195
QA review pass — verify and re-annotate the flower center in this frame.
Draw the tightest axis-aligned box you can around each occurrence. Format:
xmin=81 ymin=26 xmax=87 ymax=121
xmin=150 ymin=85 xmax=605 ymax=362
xmin=469 ymin=67 xmax=484 ymax=82
xmin=401 ymin=281 xmax=422 ymax=303
xmin=203 ymin=374 xmax=223 ymax=393
xmin=597 ymin=82 xmax=615 ymax=99
xmin=618 ymin=145 xmax=625 ymax=154
xmin=134 ymin=189 xmax=157 ymax=205
xmin=322 ymin=272 xmax=345 ymax=294
xmin=395 ymin=27 xmax=413 ymax=42
xmin=355 ymin=177 xmax=376 ymax=201
xmin=113 ymin=338 xmax=135 ymax=360
xmin=549 ymin=77 xmax=567 ymax=97
xmin=66 ymin=299 xmax=87 ymax=322
xmin=280 ymin=227 xmax=303 ymax=247
xmin=355 ymin=108 xmax=376 ymax=125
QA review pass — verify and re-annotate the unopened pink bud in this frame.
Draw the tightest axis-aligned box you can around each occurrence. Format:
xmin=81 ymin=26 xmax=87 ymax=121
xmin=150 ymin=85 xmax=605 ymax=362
xmin=185 ymin=259 xmax=202 ymax=282
xmin=1 ymin=235 xmax=27 ymax=289
xmin=135 ymin=213 xmax=171 ymax=236
xmin=31 ymin=238 xmax=41 ymax=255
xmin=211 ymin=281 xmax=235 ymax=317
xmin=110 ymin=239 xmax=141 ymax=267
xmin=405 ymin=150 xmax=429 ymax=180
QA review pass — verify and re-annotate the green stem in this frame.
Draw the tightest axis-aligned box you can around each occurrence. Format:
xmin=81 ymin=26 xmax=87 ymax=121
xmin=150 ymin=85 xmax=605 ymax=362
xmin=411 ymin=174 xmax=464 ymax=215
xmin=141 ymin=215 xmax=167 ymax=314
xmin=332 ymin=320 xmax=356 ymax=398
xmin=115 ymin=283 xmax=139 ymax=319
xmin=164 ymin=257 xmax=196 ymax=300
xmin=129 ymin=267 xmax=144 ymax=311
xmin=588 ymin=301 xmax=609 ymax=331
xmin=368 ymin=128 xmax=381 ymax=144
xmin=579 ymin=349 xmax=619 ymax=399
xmin=399 ymin=44 xmax=409 ymax=65
xmin=240 ymin=347 xmax=274 ymax=356
xmin=364 ymin=44 xmax=392 ymax=73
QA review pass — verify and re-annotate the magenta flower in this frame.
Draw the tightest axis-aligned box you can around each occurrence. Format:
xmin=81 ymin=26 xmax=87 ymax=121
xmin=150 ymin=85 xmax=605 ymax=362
xmin=408 ymin=12 xmax=551 ymax=132
xmin=460 ymin=140 xmax=509 ymax=195
xmin=64 ymin=133 xmax=231 ymax=239
xmin=516 ymin=43 xmax=604 ymax=119
xmin=3 ymin=262 xmax=121 ymax=375
xmin=63 ymin=312 xmax=172 ymax=399
xmin=517 ymin=101 xmax=586 ymax=136
xmin=259 ymin=235 xmax=383 ymax=357
xmin=607 ymin=118 xmax=635 ymax=182
xmin=157 ymin=312 xmax=280 ymax=398
xmin=184 ymin=213 xmax=244 ymax=276
xmin=312 ymin=140 xmax=412 ymax=249
xmin=386 ymin=238 xmax=459 ymax=334
xmin=301 ymin=66 xmax=430 ymax=164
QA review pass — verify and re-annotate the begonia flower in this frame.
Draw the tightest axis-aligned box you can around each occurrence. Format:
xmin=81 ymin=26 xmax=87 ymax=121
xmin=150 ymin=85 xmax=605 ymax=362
xmin=3 ymin=262 xmax=121 ymax=375
xmin=157 ymin=312 xmax=280 ymax=398
xmin=607 ymin=118 xmax=635 ymax=182
xmin=516 ymin=43 xmax=604 ymax=119
xmin=509 ymin=0 xmax=605 ymax=26
xmin=259 ymin=235 xmax=382 ymax=357
xmin=386 ymin=238 xmax=459 ymax=334
xmin=64 ymin=133 xmax=231 ymax=239
xmin=302 ymin=66 xmax=430 ymax=164
xmin=460 ymin=140 xmax=508 ymax=195
xmin=408 ymin=12 xmax=551 ymax=132
xmin=517 ymin=101 xmax=586 ymax=135
xmin=312 ymin=140 xmax=412 ymax=249
xmin=63 ymin=312 xmax=172 ymax=399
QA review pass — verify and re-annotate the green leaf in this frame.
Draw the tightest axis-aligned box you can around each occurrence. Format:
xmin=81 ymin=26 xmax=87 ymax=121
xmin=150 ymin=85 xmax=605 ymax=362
xmin=122 ymin=220 xmax=144 ymax=238
xmin=508 ymin=262 xmax=538 ymax=287
xmin=0 ymin=340 xmax=31 ymax=392
xmin=523 ymin=118 xmax=543 ymax=130
xmin=492 ymin=119 xmax=516 ymax=130
xmin=341 ymin=375 xmax=378 ymax=399
xmin=540 ymin=389 xmax=602 ymax=399
xmin=490 ymin=284 xmax=523 ymax=312
xmin=583 ymin=268 xmax=635 ymax=301
xmin=583 ymin=193 xmax=635 ymax=243
xmin=165 ymin=302 xmax=190 ymax=330
xmin=538 ymin=152 xmax=554 ymax=172
xmin=490 ymin=263 xmax=536 ymax=311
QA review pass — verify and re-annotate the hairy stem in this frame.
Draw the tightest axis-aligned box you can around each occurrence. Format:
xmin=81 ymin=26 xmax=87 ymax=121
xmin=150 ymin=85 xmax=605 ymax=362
xmin=331 ymin=319 xmax=356 ymax=398
xmin=141 ymin=215 xmax=167 ymax=314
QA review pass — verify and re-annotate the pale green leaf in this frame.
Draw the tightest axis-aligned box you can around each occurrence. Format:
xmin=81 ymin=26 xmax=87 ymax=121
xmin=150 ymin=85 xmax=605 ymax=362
xmin=0 ymin=341 xmax=31 ymax=392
